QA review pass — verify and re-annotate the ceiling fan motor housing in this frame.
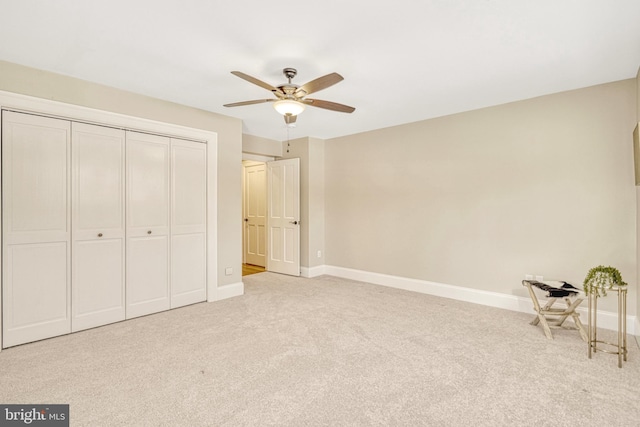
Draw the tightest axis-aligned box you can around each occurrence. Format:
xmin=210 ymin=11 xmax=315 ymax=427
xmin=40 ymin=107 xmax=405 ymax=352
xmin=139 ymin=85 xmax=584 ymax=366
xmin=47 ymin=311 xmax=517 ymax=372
xmin=283 ymin=67 xmax=297 ymax=81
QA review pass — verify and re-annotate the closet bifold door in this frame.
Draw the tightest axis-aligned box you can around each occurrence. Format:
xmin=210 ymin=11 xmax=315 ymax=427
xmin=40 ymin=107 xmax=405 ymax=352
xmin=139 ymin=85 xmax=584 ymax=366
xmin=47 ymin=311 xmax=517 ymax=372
xmin=170 ymin=138 xmax=207 ymax=308
xmin=71 ymin=123 xmax=126 ymax=332
xmin=2 ymin=111 xmax=71 ymax=347
xmin=126 ymin=131 xmax=171 ymax=319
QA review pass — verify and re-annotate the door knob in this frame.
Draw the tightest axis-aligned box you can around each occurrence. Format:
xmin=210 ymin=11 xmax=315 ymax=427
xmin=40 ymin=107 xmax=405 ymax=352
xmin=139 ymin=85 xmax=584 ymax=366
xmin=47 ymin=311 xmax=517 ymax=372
xmin=244 ymin=218 xmax=248 ymax=222
xmin=98 ymin=233 xmax=103 ymax=237
xmin=290 ymin=220 xmax=299 ymax=225
xmin=147 ymin=230 xmax=152 ymax=235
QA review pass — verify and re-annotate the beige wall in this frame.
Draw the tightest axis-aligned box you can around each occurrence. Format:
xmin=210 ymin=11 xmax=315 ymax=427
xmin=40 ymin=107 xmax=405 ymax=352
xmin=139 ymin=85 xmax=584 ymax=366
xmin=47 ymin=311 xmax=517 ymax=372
xmin=0 ymin=60 xmax=243 ymax=288
xmin=282 ymin=137 xmax=326 ymax=269
xmin=325 ymin=79 xmax=637 ymax=314
xmin=243 ymin=133 xmax=282 ymax=157
xmin=308 ymin=137 xmax=326 ymax=269
xmin=283 ymin=138 xmax=309 ymax=267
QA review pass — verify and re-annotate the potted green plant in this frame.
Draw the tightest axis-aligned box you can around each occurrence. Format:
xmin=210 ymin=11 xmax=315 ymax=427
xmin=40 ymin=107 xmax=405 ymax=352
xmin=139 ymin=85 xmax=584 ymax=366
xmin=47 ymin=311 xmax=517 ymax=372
xmin=583 ymin=265 xmax=627 ymax=297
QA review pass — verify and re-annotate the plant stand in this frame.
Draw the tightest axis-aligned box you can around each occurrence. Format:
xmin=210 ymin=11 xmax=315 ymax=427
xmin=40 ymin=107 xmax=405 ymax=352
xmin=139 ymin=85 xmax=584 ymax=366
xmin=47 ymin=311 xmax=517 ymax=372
xmin=587 ymin=285 xmax=627 ymax=368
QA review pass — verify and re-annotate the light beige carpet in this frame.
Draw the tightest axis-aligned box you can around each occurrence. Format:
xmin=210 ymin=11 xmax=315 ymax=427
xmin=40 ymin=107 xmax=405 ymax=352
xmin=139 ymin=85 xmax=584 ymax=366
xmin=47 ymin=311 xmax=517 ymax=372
xmin=1 ymin=272 xmax=639 ymax=426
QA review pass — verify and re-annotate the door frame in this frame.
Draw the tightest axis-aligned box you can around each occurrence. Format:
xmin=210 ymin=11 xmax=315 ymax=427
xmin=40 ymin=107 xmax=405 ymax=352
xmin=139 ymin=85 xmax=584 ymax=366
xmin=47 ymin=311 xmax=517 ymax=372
xmin=0 ymin=90 xmax=219 ymax=352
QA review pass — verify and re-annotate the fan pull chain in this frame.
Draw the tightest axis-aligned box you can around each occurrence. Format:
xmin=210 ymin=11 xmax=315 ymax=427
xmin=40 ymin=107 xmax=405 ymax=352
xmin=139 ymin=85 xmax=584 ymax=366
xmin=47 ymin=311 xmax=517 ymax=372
xmin=286 ymin=126 xmax=291 ymax=153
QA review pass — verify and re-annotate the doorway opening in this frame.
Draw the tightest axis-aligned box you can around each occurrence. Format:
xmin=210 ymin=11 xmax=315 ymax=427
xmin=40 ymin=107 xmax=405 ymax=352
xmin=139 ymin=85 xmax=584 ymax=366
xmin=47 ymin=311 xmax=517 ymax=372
xmin=242 ymin=156 xmax=301 ymax=277
xmin=242 ymin=159 xmax=267 ymax=276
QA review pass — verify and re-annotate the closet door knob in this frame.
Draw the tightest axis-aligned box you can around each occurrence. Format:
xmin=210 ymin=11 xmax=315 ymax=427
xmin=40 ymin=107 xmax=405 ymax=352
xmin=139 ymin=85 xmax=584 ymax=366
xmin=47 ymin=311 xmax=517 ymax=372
xmin=98 ymin=233 xmax=103 ymax=237
xmin=147 ymin=230 xmax=152 ymax=235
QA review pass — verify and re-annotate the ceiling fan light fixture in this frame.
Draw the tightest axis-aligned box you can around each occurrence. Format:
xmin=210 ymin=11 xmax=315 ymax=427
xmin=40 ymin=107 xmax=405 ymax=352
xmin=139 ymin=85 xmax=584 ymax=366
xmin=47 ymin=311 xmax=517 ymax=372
xmin=274 ymin=99 xmax=305 ymax=116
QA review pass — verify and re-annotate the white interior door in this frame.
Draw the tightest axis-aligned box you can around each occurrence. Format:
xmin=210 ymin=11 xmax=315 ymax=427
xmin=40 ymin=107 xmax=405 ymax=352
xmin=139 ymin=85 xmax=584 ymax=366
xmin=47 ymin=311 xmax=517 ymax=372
xmin=126 ymin=131 xmax=170 ymax=319
xmin=170 ymin=138 xmax=207 ymax=308
xmin=243 ymin=162 xmax=267 ymax=267
xmin=2 ymin=111 xmax=71 ymax=347
xmin=266 ymin=158 xmax=300 ymax=276
xmin=71 ymin=122 xmax=125 ymax=332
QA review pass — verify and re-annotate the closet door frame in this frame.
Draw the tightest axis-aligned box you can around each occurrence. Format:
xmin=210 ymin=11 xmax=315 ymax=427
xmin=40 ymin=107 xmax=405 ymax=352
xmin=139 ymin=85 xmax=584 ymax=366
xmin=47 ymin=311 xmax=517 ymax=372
xmin=0 ymin=90 xmax=219 ymax=352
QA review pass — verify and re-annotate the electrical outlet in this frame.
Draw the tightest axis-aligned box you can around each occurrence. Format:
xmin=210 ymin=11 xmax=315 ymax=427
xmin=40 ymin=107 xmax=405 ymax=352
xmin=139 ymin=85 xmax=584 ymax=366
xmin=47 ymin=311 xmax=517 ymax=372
xmin=317 ymin=250 xmax=322 ymax=258
xmin=535 ymin=275 xmax=544 ymax=282
xmin=525 ymin=274 xmax=533 ymax=280
xmin=225 ymin=267 xmax=233 ymax=276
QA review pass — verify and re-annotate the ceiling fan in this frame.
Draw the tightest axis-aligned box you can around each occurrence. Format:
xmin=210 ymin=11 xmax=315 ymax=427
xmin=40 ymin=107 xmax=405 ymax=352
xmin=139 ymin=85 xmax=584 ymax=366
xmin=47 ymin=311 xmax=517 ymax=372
xmin=223 ymin=67 xmax=355 ymax=125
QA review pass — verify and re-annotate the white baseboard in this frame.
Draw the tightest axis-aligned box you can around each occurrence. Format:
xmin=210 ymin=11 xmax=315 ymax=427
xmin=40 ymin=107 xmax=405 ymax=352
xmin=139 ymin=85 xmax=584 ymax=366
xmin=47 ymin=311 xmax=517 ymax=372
xmin=324 ymin=265 xmax=637 ymax=335
xmin=209 ymin=281 xmax=244 ymax=302
xmin=301 ymin=265 xmax=326 ymax=278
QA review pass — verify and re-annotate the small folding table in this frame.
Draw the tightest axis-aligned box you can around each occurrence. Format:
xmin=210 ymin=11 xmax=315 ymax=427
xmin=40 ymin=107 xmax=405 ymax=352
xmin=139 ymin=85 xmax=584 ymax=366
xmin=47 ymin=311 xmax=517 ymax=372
xmin=522 ymin=279 xmax=587 ymax=341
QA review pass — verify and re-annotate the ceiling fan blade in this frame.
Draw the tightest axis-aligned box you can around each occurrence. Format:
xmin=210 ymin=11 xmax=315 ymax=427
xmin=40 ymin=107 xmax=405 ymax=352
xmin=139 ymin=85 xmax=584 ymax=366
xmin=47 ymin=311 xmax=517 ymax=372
xmin=303 ymin=98 xmax=355 ymax=113
xmin=230 ymin=71 xmax=279 ymax=93
xmin=223 ymin=99 xmax=274 ymax=107
xmin=294 ymin=72 xmax=344 ymax=97
xmin=284 ymin=114 xmax=297 ymax=125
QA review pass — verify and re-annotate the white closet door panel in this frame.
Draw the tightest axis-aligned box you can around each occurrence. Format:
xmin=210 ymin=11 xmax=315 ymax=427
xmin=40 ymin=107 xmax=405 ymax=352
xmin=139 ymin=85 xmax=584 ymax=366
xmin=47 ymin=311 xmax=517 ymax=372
xmin=72 ymin=239 xmax=124 ymax=331
xmin=2 ymin=112 xmax=70 ymax=242
xmin=126 ymin=131 xmax=170 ymax=318
xmin=171 ymin=139 xmax=206 ymax=234
xmin=72 ymin=123 xmax=125 ymax=239
xmin=3 ymin=243 xmax=69 ymax=347
xmin=171 ymin=233 xmax=206 ymax=308
xmin=170 ymin=139 xmax=206 ymax=307
xmin=71 ymin=122 xmax=126 ymax=332
xmin=2 ymin=111 xmax=71 ymax=348
xmin=127 ymin=132 xmax=170 ymax=235
xmin=126 ymin=236 xmax=170 ymax=318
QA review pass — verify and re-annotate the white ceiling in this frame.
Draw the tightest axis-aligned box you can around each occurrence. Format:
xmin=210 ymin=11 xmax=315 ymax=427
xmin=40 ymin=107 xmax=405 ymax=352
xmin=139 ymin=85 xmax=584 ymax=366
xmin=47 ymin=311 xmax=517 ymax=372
xmin=1 ymin=1 xmax=639 ymax=141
